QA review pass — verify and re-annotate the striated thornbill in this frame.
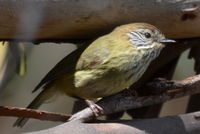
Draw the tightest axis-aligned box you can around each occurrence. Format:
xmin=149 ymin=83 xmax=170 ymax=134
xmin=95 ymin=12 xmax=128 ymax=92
xmin=14 ymin=23 xmax=175 ymax=127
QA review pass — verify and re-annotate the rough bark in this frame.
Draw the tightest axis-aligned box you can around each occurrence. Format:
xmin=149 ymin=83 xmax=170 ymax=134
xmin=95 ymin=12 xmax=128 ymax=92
xmin=0 ymin=0 xmax=200 ymax=39
xmin=24 ymin=111 xmax=200 ymax=134
xmin=69 ymin=74 xmax=200 ymax=122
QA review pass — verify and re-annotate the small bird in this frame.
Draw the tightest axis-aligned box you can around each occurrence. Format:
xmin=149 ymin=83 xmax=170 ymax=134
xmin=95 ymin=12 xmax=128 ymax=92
xmin=13 ymin=23 xmax=175 ymax=127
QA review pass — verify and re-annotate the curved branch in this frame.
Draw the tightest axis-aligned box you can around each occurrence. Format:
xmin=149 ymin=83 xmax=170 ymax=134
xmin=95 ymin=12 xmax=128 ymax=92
xmin=69 ymin=74 xmax=200 ymax=122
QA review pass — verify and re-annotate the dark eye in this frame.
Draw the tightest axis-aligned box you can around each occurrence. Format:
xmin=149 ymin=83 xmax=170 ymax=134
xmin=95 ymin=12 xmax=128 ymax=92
xmin=144 ymin=32 xmax=151 ymax=38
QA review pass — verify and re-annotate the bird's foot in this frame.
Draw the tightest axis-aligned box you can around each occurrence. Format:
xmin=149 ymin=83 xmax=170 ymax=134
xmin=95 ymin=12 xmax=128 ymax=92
xmin=68 ymin=100 xmax=104 ymax=122
xmin=85 ymin=99 xmax=104 ymax=117
xmin=68 ymin=107 xmax=95 ymax=122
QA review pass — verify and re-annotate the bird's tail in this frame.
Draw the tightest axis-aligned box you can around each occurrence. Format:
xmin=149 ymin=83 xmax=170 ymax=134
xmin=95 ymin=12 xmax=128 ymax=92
xmin=13 ymin=85 xmax=57 ymax=127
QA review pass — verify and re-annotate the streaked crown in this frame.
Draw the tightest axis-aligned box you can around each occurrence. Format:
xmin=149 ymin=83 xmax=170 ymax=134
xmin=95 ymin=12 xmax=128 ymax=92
xmin=113 ymin=23 xmax=175 ymax=49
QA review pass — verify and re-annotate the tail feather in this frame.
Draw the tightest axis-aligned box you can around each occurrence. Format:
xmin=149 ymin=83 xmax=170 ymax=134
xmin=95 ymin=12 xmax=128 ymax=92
xmin=13 ymin=86 xmax=56 ymax=127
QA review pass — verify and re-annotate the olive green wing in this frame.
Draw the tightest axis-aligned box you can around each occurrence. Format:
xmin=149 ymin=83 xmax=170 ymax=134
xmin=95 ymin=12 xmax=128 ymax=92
xmin=76 ymin=39 xmax=112 ymax=71
xmin=32 ymin=44 xmax=88 ymax=92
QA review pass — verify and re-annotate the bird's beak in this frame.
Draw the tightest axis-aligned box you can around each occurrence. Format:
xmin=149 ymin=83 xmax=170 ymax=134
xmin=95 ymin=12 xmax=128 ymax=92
xmin=159 ymin=39 xmax=176 ymax=43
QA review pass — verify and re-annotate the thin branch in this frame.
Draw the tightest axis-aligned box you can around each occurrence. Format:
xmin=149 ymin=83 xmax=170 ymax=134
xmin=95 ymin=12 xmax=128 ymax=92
xmin=1 ymin=74 xmax=200 ymax=123
xmin=69 ymin=74 xmax=200 ymax=122
xmin=0 ymin=106 xmax=71 ymax=122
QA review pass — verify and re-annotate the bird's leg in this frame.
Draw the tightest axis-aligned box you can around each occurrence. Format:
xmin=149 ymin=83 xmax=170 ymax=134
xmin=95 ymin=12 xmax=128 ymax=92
xmin=85 ymin=99 xmax=104 ymax=117
xmin=68 ymin=99 xmax=104 ymax=122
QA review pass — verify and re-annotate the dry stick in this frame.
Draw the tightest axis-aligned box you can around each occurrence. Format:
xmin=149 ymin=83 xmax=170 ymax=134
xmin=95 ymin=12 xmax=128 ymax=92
xmin=0 ymin=106 xmax=71 ymax=122
xmin=69 ymin=74 xmax=200 ymax=122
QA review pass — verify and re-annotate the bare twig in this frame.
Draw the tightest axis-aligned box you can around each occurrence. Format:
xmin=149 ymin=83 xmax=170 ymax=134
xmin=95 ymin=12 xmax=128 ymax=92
xmin=69 ymin=74 xmax=200 ymax=122
xmin=187 ymin=45 xmax=200 ymax=113
xmin=0 ymin=106 xmax=71 ymax=122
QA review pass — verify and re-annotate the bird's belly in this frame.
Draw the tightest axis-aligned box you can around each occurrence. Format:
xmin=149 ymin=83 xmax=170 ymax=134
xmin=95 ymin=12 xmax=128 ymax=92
xmin=73 ymin=69 xmax=142 ymax=99
xmin=73 ymin=78 xmax=129 ymax=99
xmin=57 ymin=61 xmax=150 ymax=99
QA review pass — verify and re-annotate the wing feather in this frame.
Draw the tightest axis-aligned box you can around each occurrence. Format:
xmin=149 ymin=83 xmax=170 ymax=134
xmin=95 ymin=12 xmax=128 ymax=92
xmin=76 ymin=36 xmax=113 ymax=71
xmin=32 ymin=44 xmax=88 ymax=92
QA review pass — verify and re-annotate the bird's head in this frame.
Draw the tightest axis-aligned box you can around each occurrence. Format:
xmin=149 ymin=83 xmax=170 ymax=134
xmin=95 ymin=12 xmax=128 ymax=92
xmin=113 ymin=23 xmax=175 ymax=50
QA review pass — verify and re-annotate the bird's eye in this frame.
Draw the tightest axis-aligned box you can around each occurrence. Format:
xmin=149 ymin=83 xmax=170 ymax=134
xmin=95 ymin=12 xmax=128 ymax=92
xmin=144 ymin=32 xmax=151 ymax=38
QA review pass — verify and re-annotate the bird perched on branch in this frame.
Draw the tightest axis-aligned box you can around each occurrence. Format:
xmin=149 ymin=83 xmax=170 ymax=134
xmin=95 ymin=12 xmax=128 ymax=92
xmin=13 ymin=23 xmax=175 ymax=127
